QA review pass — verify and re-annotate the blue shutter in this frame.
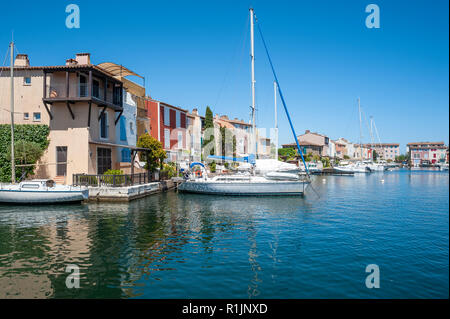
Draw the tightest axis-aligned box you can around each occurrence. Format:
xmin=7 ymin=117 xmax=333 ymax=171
xmin=121 ymin=148 xmax=131 ymax=162
xmin=120 ymin=116 xmax=127 ymax=141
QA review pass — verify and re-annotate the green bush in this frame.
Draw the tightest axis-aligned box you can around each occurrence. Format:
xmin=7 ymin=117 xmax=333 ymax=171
xmin=161 ymin=162 xmax=176 ymax=179
xmin=0 ymin=124 xmax=50 ymax=182
xmin=209 ymin=161 xmax=216 ymax=173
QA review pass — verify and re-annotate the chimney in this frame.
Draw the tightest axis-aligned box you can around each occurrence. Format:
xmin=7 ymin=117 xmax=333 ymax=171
xmin=192 ymin=108 xmax=198 ymax=115
xmin=305 ymin=130 xmax=310 ymax=134
xmin=75 ymin=53 xmax=90 ymax=65
xmin=66 ymin=58 xmax=78 ymax=66
xmin=14 ymin=54 xmax=30 ymax=67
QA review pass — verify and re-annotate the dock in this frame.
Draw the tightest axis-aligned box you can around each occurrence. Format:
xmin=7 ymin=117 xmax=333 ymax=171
xmin=313 ymin=168 xmax=354 ymax=176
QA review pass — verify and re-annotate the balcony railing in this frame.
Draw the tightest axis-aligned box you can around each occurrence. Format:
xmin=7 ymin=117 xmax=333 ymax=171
xmin=73 ymin=172 xmax=169 ymax=187
xmin=45 ymin=83 xmax=117 ymax=106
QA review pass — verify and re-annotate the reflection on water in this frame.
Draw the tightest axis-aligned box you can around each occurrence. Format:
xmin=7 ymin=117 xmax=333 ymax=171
xmin=0 ymin=169 xmax=448 ymax=298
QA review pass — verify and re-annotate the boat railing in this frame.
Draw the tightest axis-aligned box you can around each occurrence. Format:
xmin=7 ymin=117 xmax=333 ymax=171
xmin=72 ymin=172 xmax=160 ymax=187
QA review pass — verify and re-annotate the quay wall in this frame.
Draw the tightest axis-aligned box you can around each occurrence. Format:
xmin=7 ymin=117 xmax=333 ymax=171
xmin=87 ymin=180 xmax=176 ymax=202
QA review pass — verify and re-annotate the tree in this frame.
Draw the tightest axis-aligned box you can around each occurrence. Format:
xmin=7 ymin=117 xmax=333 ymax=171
xmin=136 ymin=133 xmax=167 ymax=173
xmin=278 ymin=147 xmax=296 ymax=160
xmin=219 ymin=126 xmax=236 ymax=162
xmin=373 ymin=150 xmax=378 ymax=161
xmin=6 ymin=140 xmax=46 ymax=180
xmin=202 ymin=106 xmax=215 ymax=159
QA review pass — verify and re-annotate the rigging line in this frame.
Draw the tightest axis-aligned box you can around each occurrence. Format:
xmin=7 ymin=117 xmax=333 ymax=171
xmin=255 ymin=19 xmax=310 ymax=178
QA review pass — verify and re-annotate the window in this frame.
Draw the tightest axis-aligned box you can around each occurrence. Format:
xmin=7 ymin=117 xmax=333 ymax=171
xmin=92 ymin=79 xmax=100 ymax=98
xmin=33 ymin=112 xmax=41 ymax=122
xmin=23 ymin=112 xmax=29 ymax=120
xmin=113 ymin=86 xmax=121 ymax=105
xmin=164 ymin=107 xmax=170 ymax=126
xmin=56 ymin=146 xmax=67 ymax=176
xmin=99 ymin=110 xmax=109 ymax=139
xmin=129 ymin=121 xmax=134 ymax=135
xmin=164 ymin=129 xmax=170 ymax=149
xmin=178 ymin=131 xmax=183 ymax=148
xmin=97 ymin=148 xmax=112 ymax=174
xmin=23 ymin=77 xmax=31 ymax=85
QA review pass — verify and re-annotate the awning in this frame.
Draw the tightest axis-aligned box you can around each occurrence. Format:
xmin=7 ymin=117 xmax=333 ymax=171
xmin=97 ymin=62 xmax=143 ymax=78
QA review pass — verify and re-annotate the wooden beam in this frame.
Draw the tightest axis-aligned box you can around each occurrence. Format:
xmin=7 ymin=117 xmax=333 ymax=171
xmin=87 ymin=101 xmax=92 ymax=127
xmin=98 ymin=105 xmax=107 ymax=121
xmin=115 ymin=110 xmax=123 ymax=126
xmin=104 ymin=77 xmax=108 ymax=103
xmin=43 ymin=71 xmax=47 ymax=98
xmin=130 ymin=150 xmax=136 ymax=175
xmin=43 ymin=101 xmax=53 ymax=120
xmin=66 ymin=71 xmax=69 ymax=98
xmin=66 ymin=101 xmax=75 ymax=120
xmin=88 ymin=70 xmax=92 ymax=97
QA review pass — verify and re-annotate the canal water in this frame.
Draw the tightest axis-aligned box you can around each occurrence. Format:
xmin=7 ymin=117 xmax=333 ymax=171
xmin=0 ymin=169 xmax=448 ymax=298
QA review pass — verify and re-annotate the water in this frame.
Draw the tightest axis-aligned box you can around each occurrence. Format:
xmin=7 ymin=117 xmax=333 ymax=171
xmin=0 ymin=169 xmax=448 ymax=298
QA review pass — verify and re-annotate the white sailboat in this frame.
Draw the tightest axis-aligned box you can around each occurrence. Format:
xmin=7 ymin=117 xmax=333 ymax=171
xmin=178 ymin=8 xmax=311 ymax=196
xmin=0 ymin=40 xmax=88 ymax=204
xmin=334 ymin=98 xmax=373 ymax=173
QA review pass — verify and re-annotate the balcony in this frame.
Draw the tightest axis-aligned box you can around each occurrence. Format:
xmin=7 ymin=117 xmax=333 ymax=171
xmin=42 ymin=68 xmax=123 ymax=112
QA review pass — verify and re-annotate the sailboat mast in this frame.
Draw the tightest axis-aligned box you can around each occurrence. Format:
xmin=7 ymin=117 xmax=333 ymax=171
xmin=250 ymin=8 xmax=256 ymax=155
xmin=274 ymin=81 xmax=278 ymax=159
xmin=358 ymin=97 xmax=362 ymax=160
xmin=10 ymin=40 xmax=15 ymax=184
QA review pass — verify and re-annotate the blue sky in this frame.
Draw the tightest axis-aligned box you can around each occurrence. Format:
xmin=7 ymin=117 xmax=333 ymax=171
xmin=1 ymin=0 xmax=448 ymax=152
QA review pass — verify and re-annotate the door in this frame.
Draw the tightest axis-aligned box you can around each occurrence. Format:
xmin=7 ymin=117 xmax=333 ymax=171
xmin=97 ymin=147 xmax=112 ymax=174
xmin=56 ymin=146 xmax=67 ymax=176
xmin=79 ymin=75 xmax=87 ymax=97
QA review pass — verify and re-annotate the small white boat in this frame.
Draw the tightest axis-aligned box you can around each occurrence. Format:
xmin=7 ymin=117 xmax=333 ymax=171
xmin=334 ymin=162 xmax=372 ymax=173
xmin=0 ymin=180 xmax=89 ymax=204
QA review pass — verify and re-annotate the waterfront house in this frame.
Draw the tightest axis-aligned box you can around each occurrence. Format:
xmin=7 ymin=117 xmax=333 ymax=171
xmin=0 ymin=53 xmax=138 ymax=184
xmin=281 ymin=140 xmax=323 ymax=156
xmin=363 ymin=143 xmax=400 ymax=161
xmin=407 ymin=142 xmax=447 ymax=166
xmin=145 ymin=99 xmax=189 ymax=163
xmin=295 ymin=130 xmax=330 ymax=157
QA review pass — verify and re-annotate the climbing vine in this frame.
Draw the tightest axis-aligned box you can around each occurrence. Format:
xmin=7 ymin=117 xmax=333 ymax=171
xmin=0 ymin=124 xmax=50 ymax=182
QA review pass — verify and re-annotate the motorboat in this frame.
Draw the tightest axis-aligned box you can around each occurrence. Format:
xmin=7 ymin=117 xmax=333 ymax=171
xmin=0 ymin=180 xmax=89 ymax=204
xmin=334 ymin=162 xmax=372 ymax=173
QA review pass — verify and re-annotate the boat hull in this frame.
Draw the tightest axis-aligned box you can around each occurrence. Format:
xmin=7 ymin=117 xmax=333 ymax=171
xmin=178 ymin=180 xmax=309 ymax=196
xmin=0 ymin=189 xmax=89 ymax=204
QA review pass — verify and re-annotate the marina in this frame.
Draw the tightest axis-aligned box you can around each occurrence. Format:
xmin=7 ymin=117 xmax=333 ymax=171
xmin=0 ymin=1 xmax=447 ymax=304
xmin=0 ymin=169 xmax=447 ymax=298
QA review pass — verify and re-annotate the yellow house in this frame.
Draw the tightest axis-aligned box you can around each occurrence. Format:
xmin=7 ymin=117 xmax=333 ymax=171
xmin=0 ymin=53 xmax=138 ymax=184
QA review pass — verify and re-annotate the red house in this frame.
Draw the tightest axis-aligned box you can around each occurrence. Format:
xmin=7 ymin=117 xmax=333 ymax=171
xmin=145 ymin=99 xmax=189 ymax=162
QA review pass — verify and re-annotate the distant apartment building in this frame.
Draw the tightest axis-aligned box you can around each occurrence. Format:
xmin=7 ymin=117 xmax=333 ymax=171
xmin=354 ymin=144 xmax=373 ymax=160
xmin=407 ymin=142 xmax=447 ymax=166
xmin=364 ymin=143 xmax=400 ymax=161
xmin=0 ymin=53 xmax=148 ymax=184
xmin=145 ymin=99 xmax=188 ymax=162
